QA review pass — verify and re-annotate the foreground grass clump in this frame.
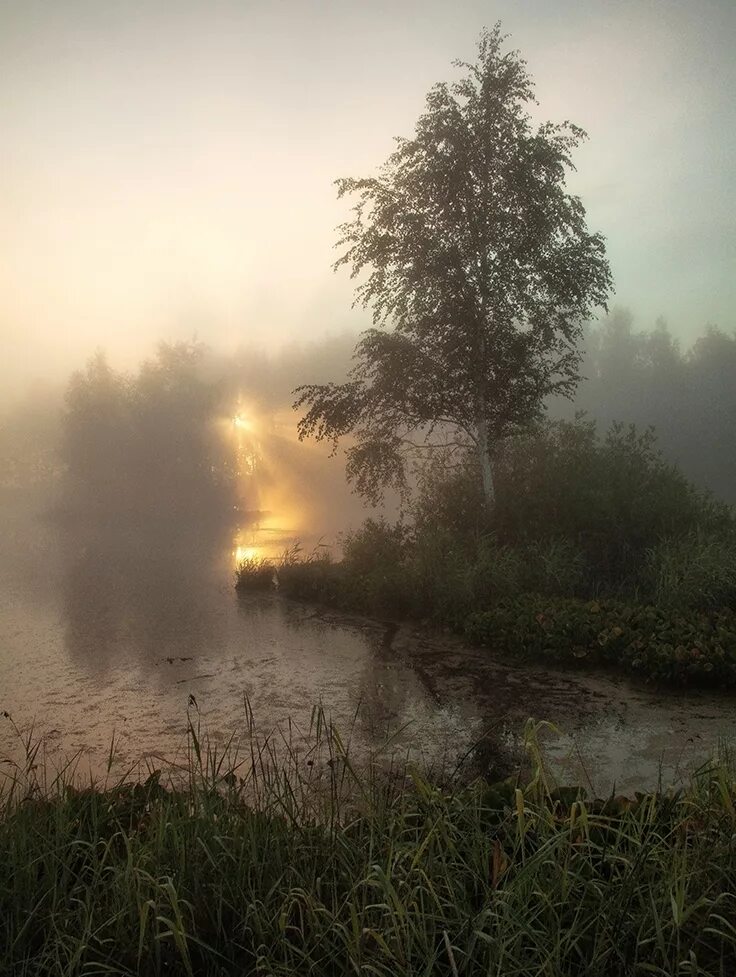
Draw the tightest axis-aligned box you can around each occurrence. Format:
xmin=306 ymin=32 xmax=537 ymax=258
xmin=3 ymin=717 xmax=736 ymax=976
xmin=466 ymin=596 xmax=736 ymax=686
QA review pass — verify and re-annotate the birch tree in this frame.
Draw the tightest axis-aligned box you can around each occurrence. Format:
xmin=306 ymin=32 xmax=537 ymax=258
xmin=295 ymin=25 xmax=612 ymax=506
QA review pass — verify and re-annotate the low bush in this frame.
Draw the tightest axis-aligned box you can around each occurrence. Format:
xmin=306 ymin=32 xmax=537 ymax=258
xmin=413 ymin=417 xmax=732 ymax=594
xmin=465 ymin=595 xmax=736 ymax=685
xmin=338 ymin=519 xmax=415 ymax=615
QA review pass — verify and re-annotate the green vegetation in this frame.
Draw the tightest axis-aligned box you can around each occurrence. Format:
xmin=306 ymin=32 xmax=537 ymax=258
xmin=643 ymin=534 xmax=736 ymax=612
xmin=295 ymin=25 xmax=612 ymax=508
xmin=466 ymin=598 xmax=736 ymax=686
xmin=237 ymin=417 xmax=736 ymax=686
xmin=3 ymin=716 xmax=736 ymax=976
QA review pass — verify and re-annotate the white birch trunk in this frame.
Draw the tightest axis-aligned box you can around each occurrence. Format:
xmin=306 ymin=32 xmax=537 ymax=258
xmin=476 ymin=416 xmax=495 ymax=507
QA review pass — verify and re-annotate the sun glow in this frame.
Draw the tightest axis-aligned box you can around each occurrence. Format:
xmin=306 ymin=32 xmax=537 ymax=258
xmin=228 ymin=398 xmax=311 ymax=570
xmin=233 ymin=544 xmax=261 ymax=564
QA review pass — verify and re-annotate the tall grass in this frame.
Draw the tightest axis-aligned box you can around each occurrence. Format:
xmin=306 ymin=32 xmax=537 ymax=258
xmin=643 ymin=532 xmax=736 ymax=610
xmin=2 ymin=710 xmax=736 ymax=975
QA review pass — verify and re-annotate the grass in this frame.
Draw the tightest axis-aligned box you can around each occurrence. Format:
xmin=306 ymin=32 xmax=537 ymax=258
xmin=2 ymin=710 xmax=736 ymax=975
xmin=233 ymin=556 xmax=275 ymax=591
xmin=643 ymin=533 xmax=736 ymax=611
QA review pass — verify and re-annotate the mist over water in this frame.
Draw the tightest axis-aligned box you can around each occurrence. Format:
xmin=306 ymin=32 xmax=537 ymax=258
xmin=1 ymin=316 xmax=736 ymax=792
xmin=0 ymin=337 xmax=424 ymax=776
xmin=1 ymin=0 xmax=735 ymax=800
xmin=0 ymin=477 xmax=477 ymax=781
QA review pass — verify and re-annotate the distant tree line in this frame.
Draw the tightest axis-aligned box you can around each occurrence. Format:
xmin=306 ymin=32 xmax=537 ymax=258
xmin=559 ymin=310 xmax=736 ymax=504
xmin=8 ymin=309 xmax=734 ymax=521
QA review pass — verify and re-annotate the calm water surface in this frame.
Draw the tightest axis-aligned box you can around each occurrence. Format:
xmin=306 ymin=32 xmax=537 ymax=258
xmin=2 ymin=492 xmax=735 ymax=793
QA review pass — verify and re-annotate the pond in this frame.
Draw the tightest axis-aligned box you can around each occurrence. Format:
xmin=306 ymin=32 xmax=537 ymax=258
xmin=2 ymin=492 xmax=735 ymax=794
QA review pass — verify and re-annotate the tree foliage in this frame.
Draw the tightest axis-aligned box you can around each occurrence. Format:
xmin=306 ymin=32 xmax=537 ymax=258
xmin=413 ymin=417 xmax=730 ymax=585
xmin=62 ymin=341 xmax=234 ymax=514
xmin=295 ymin=25 xmax=612 ymax=504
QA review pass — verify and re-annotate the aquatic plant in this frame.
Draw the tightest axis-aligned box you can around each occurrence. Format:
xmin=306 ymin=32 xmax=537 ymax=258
xmin=233 ymin=555 xmax=275 ymax=591
xmin=466 ymin=596 xmax=736 ymax=686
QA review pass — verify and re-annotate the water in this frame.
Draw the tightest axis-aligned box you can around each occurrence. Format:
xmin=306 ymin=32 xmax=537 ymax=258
xmin=0 ymin=493 xmax=479 ymax=781
xmin=2 ymin=490 xmax=736 ymax=793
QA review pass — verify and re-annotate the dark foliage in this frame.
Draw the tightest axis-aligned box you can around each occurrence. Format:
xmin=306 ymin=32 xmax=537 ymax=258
xmin=295 ymin=25 xmax=611 ymax=505
xmin=466 ymin=596 xmax=736 ymax=686
xmin=61 ymin=342 xmax=235 ymax=515
xmin=414 ymin=416 xmax=730 ymax=589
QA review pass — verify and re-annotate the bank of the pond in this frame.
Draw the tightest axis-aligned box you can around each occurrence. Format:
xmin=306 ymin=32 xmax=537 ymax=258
xmin=3 ymin=732 xmax=736 ymax=977
xmin=236 ymin=558 xmax=736 ymax=689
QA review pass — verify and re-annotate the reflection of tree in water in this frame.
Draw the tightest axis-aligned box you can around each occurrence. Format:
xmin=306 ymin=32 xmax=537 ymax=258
xmin=60 ymin=513 xmax=233 ymax=677
xmin=58 ymin=340 xmax=247 ymax=677
xmin=273 ymin=605 xmax=451 ymax=759
xmin=340 ymin=627 xmax=507 ymax=779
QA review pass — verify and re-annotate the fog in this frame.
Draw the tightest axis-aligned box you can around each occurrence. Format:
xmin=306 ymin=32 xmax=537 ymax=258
xmin=2 ymin=311 xmax=735 ymax=789
xmin=3 ymin=310 xmax=735 ymax=548
xmin=2 ymin=0 xmax=735 ymax=406
xmin=0 ymin=0 xmax=736 ymax=772
xmin=5 ymin=12 xmax=736 ymax=968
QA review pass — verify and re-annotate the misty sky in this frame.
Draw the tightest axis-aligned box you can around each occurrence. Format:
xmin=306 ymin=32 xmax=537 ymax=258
xmin=1 ymin=0 xmax=734 ymax=398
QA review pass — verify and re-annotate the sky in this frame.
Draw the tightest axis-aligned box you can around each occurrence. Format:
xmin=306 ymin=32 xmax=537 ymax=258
xmin=1 ymin=0 xmax=734 ymax=399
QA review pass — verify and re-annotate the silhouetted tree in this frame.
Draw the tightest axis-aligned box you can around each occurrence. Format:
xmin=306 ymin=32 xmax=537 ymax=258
xmin=295 ymin=25 xmax=612 ymax=505
xmin=63 ymin=351 xmax=131 ymax=501
xmin=62 ymin=342 xmax=234 ymax=514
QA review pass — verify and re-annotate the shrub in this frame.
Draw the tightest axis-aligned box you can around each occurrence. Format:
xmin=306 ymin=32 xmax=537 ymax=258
xmin=496 ymin=420 xmax=731 ymax=583
xmin=402 ymin=529 xmax=477 ymax=623
xmin=338 ymin=519 xmax=415 ymax=616
xmin=341 ymin=518 xmax=410 ymax=574
xmin=414 ymin=418 xmax=732 ymax=593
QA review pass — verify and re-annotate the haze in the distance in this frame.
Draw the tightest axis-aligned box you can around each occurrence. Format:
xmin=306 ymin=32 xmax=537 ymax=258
xmin=1 ymin=0 xmax=734 ymax=402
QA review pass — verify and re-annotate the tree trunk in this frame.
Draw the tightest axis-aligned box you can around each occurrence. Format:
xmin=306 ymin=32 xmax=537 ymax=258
xmin=476 ymin=416 xmax=495 ymax=507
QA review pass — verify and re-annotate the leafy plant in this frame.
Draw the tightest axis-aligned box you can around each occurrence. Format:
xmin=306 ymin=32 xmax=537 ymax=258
xmin=466 ymin=595 xmax=736 ymax=685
